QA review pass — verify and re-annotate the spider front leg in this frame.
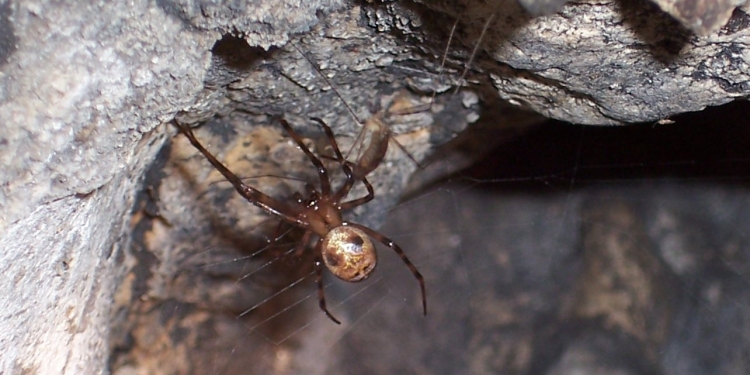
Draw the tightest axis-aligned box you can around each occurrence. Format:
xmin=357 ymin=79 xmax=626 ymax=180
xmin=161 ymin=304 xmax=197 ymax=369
xmin=173 ymin=120 xmax=306 ymax=227
xmin=308 ymin=117 xmax=374 ymax=208
xmin=275 ymin=116 xmax=333 ymax=196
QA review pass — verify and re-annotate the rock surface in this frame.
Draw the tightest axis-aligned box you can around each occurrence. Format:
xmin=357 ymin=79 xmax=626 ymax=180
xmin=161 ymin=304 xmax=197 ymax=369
xmin=0 ymin=0 xmax=748 ymax=374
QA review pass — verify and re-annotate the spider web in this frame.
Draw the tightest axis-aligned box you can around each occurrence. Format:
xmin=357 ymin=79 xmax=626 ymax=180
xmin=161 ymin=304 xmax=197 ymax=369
xmin=189 ymin=100 xmax=750 ymax=375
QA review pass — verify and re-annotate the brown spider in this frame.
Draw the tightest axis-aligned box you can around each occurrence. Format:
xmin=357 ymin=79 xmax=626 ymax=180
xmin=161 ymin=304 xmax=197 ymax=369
xmin=174 ymin=117 xmax=426 ymax=324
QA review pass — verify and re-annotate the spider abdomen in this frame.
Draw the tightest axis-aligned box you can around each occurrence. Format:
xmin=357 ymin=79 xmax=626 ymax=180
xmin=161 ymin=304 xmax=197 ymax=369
xmin=321 ymin=226 xmax=377 ymax=282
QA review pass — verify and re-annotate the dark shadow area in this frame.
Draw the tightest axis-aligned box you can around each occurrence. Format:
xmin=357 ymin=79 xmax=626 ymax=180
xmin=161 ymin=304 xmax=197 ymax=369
xmin=205 ymin=34 xmax=275 ymax=88
xmin=465 ymin=100 xmax=750 ymax=189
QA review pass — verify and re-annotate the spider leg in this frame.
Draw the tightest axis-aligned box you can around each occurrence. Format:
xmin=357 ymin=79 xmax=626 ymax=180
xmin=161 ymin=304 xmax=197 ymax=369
xmin=309 ymin=117 xmax=346 ymax=160
xmin=388 ymin=137 xmax=425 ymax=170
xmin=309 ymin=117 xmax=375 ymax=205
xmin=174 ymin=121 xmax=305 ymax=227
xmin=293 ymin=230 xmax=312 ymax=258
xmin=308 ymin=117 xmax=357 ymax=200
xmin=268 ymin=220 xmax=288 ymax=244
xmin=340 ymin=174 xmax=374 ymax=210
xmin=276 ymin=117 xmax=333 ymax=196
xmin=314 ymin=239 xmax=342 ymax=324
xmin=326 ymin=156 xmax=374 ymax=210
xmin=345 ymin=222 xmax=427 ymax=316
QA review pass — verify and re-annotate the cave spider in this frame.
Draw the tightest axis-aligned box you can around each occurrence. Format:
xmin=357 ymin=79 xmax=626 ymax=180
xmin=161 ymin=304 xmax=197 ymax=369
xmin=174 ymin=117 xmax=426 ymax=324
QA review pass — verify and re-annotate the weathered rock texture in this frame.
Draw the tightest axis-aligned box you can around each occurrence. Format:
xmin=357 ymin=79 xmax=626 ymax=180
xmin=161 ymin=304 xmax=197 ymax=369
xmin=0 ymin=0 xmax=748 ymax=374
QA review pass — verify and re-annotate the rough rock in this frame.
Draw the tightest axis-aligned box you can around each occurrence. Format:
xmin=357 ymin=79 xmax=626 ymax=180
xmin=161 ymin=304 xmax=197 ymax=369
xmin=0 ymin=0 xmax=748 ymax=374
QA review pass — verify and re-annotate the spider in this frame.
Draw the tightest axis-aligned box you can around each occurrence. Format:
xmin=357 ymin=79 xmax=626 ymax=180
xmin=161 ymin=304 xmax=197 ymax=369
xmin=174 ymin=117 xmax=426 ymax=324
